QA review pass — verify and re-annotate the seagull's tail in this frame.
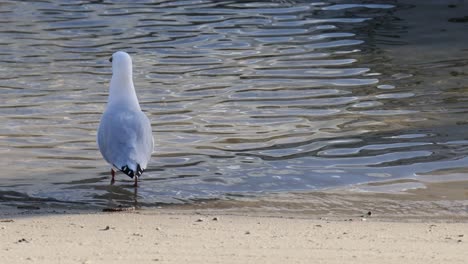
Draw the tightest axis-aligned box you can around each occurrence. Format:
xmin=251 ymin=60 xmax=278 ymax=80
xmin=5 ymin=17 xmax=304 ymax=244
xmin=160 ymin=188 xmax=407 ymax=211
xmin=119 ymin=164 xmax=144 ymax=178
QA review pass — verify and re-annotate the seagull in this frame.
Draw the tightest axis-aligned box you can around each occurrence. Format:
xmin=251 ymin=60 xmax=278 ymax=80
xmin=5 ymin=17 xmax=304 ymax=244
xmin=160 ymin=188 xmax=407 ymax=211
xmin=97 ymin=51 xmax=154 ymax=187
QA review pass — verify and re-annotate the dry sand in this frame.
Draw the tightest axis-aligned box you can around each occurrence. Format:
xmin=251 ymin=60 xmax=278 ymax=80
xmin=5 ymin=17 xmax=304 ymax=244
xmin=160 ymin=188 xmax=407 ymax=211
xmin=0 ymin=208 xmax=467 ymax=264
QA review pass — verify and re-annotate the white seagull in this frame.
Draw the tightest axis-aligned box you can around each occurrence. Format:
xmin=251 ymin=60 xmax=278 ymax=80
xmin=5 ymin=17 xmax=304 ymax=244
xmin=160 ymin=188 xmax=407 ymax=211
xmin=97 ymin=51 xmax=154 ymax=187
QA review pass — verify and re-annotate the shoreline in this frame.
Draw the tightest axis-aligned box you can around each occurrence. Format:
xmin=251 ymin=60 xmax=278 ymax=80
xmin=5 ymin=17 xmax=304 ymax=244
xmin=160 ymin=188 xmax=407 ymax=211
xmin=2 ymin=186 xmax=468 ymax=222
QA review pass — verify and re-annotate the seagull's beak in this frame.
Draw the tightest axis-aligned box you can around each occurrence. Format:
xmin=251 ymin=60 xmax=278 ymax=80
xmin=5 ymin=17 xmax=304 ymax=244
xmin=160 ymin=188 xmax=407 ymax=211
xmin=109 ymin=56 xmax=113 ymax=63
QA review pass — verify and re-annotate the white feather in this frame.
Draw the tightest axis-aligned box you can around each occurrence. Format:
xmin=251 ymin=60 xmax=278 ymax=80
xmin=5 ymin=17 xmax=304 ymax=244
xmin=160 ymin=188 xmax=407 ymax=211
xmin=97 ymin=51 xmax=153 ymax=176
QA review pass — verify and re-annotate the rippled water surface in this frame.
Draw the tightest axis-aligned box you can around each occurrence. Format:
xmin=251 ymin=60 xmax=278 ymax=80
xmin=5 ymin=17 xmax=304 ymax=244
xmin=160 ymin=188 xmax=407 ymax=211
xmin=1 ymin=0 xmax=467 ymax=207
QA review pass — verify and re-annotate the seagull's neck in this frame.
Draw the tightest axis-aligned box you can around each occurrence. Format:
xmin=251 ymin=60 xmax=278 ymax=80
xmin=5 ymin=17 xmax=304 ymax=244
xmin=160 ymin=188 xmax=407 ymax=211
xmin=107 ymin=70 xmax=141 ymax=111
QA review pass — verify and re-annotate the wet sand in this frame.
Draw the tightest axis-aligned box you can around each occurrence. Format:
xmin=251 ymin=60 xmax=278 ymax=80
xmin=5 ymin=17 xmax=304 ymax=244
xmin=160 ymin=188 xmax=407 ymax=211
xmin=1 ymin=206 xmax=467 ymax=264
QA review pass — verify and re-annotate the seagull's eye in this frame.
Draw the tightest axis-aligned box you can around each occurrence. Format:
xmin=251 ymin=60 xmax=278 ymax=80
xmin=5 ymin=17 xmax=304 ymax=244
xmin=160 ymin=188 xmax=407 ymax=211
xmin=109 ymin=56 xmax=113 ymax=63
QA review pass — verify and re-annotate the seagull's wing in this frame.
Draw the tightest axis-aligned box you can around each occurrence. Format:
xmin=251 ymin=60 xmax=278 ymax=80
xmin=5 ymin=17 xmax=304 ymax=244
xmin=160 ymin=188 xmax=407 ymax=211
xmin=97 ymin=108 xmax=153 ymax=177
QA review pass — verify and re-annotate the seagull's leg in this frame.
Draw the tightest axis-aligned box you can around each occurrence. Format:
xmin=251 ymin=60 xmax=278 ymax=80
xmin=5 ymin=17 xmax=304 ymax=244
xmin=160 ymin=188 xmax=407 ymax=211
xmin=110 ymin=169 xmax=116 ymax=185
xmin=133 ymin=176 xmax=138 ymax=188
xmin=133 ymin=186 xmax=138 ymax=208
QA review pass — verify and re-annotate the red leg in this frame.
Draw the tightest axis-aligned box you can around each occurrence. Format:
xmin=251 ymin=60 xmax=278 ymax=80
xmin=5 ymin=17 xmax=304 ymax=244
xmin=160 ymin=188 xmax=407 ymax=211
xmin=133 ymin=176 xmax=138 ymax=188
xmin=110 ymin=169 xmax=115 ymax=185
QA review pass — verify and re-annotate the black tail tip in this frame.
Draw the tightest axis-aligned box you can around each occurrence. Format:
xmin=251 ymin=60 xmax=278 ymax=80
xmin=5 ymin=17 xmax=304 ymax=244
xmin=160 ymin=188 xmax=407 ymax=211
xmin=121 ymin=164 xmax=144 ymax=179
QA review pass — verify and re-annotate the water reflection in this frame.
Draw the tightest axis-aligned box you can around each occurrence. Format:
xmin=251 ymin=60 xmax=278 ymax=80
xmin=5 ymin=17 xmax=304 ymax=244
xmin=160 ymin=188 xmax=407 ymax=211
xmin=0 ymin=0 xmax=467 ymax=207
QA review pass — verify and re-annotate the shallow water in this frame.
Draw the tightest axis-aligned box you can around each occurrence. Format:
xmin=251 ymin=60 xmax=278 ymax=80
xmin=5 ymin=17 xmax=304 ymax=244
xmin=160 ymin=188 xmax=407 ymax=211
xmin=0 ymin=0 xmax=467 ymax=208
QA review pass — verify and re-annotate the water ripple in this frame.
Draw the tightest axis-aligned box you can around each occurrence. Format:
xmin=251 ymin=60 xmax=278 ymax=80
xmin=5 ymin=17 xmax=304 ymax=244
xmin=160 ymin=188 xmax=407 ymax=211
xmin=0 ymin=0 xmax=467 ymax=206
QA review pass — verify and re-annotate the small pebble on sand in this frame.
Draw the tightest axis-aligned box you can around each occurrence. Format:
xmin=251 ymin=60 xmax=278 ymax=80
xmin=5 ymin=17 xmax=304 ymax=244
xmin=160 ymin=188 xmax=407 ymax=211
xmin=17 ymin=238 xmax=28 ymax=243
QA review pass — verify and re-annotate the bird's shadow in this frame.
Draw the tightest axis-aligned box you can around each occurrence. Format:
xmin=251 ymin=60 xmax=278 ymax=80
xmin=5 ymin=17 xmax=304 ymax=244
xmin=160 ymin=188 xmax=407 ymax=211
xmin=93 ymin=178 xmax=140 ymax=209
xmin=53 ymin=176 xmax=141 ymax=209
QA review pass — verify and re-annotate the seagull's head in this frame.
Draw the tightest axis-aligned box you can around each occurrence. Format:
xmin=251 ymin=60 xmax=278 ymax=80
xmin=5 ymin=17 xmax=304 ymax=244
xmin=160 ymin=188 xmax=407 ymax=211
xmin=109 ymin=51 xmax=133 ymax=75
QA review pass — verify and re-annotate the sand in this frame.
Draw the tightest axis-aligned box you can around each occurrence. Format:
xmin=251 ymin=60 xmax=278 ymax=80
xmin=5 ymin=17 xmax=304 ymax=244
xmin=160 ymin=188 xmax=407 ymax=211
xmin=0 ymin=208 xmax=467 ymax=264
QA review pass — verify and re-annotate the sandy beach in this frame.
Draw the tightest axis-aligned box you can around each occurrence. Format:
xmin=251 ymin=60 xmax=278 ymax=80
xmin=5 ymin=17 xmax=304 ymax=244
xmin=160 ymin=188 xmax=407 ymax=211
xmin=1 ymin=206 xmax=467 ymax=264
